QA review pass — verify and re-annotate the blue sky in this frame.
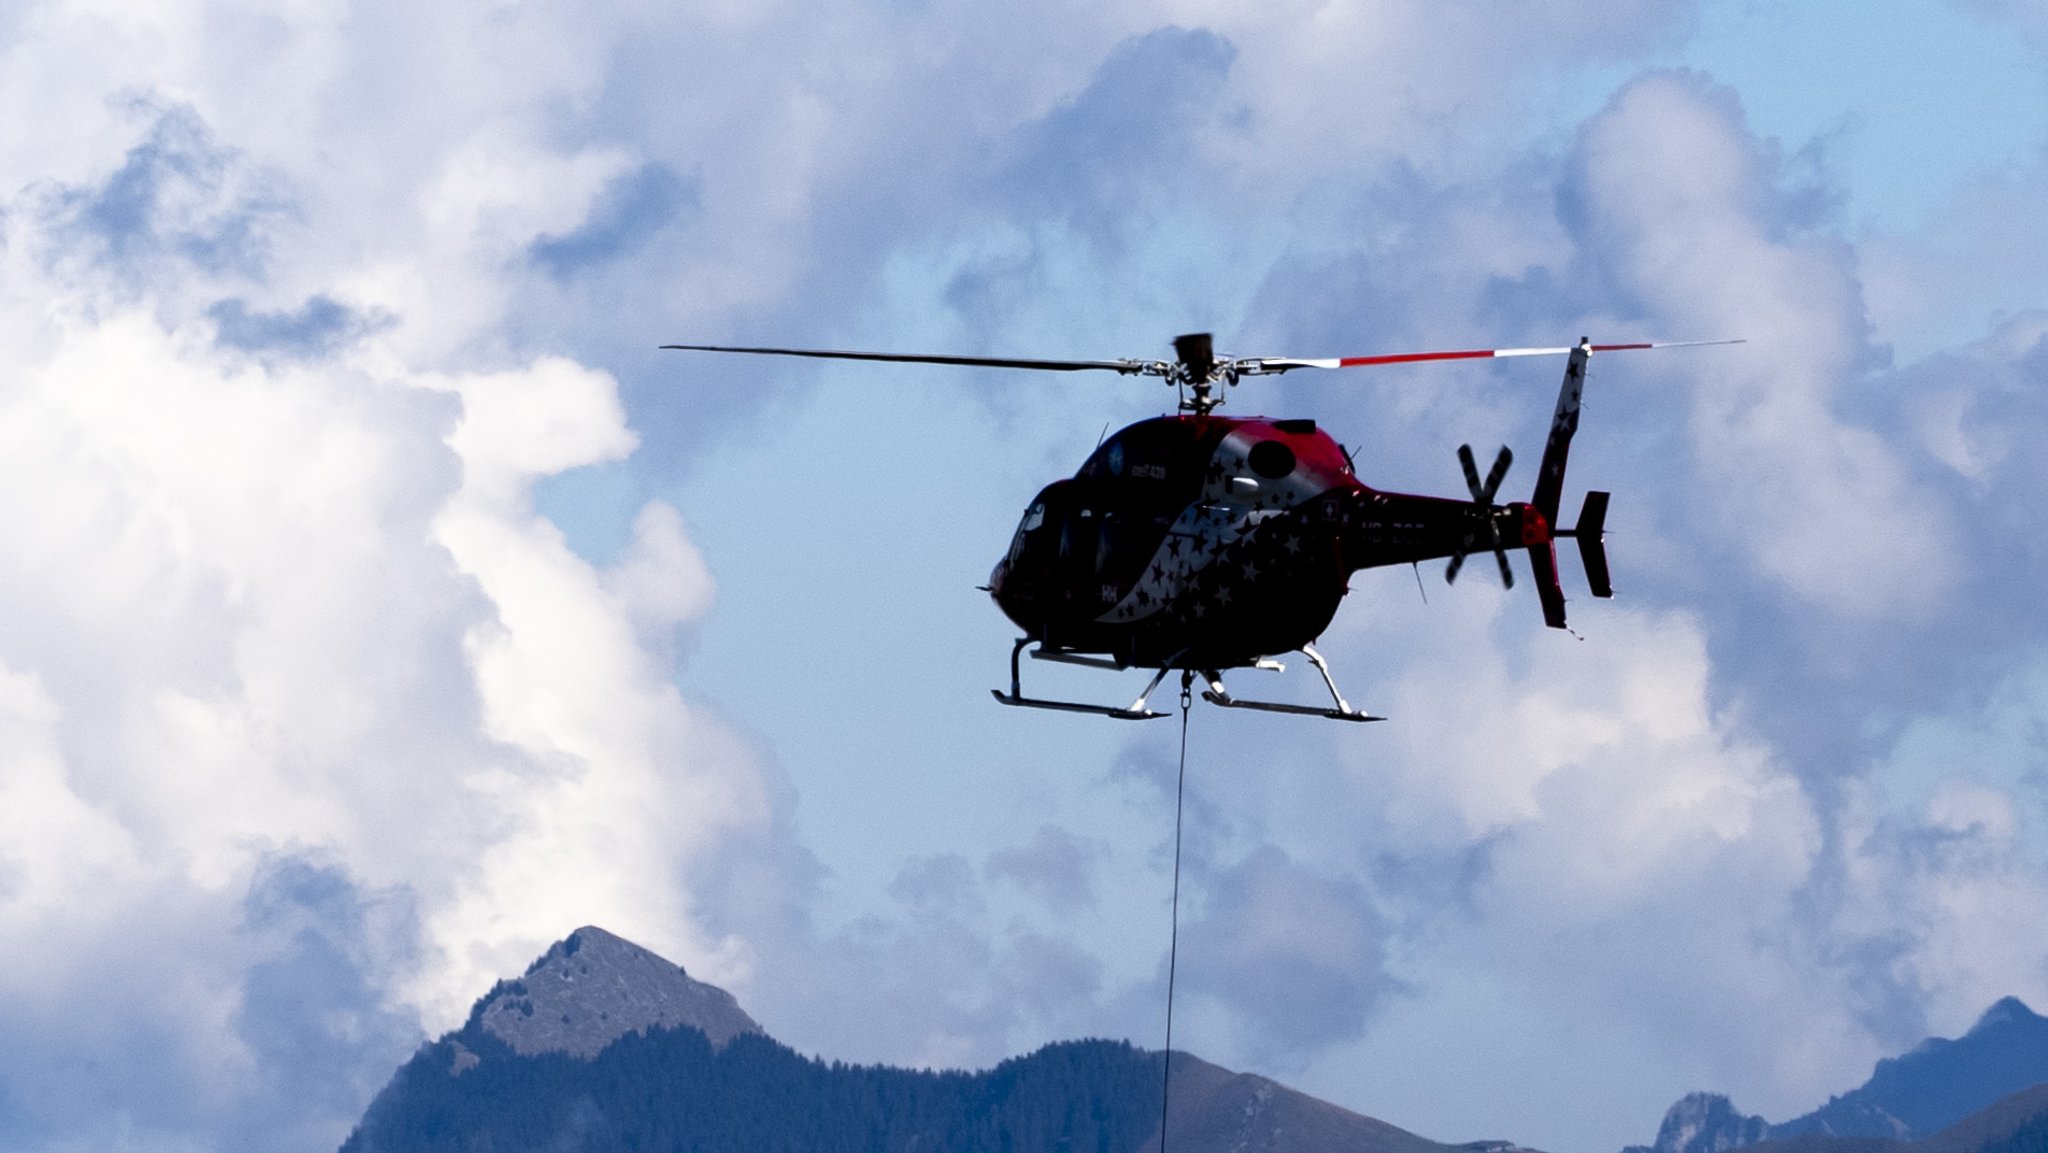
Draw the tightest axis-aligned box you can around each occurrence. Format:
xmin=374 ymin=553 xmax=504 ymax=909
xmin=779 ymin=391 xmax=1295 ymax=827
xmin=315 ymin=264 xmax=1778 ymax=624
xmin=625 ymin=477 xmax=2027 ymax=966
xmin=0 ymin=1 xmax=2045 ymax=1151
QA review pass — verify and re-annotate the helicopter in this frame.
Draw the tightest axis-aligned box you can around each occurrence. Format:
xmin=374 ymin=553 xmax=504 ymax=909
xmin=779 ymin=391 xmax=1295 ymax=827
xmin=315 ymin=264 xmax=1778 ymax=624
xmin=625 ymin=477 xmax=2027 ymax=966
xmin=662 ymin=333 xmax=1736 ymax=722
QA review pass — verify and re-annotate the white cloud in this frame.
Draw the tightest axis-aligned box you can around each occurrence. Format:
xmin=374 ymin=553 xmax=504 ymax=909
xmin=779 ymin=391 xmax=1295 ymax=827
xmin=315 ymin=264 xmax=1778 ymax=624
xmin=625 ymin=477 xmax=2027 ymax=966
xmin=414 ymin=350 xmax=767 ymax=1018
xmin=0 ymin=665 xmax=141 ymax=936
xmin=604 ymin=502 xmax=716 ymax=638
xmin=1 ymin=1 xmax=2045 ymax=1150
xmin=1247 ymin=68 xmax=2048 ymax=1146
xmin=0 ymin=50 xmax=774 ymax=1145
xmin=1571 ymin=72 xmax=1959 ymax=619
xmin=1862 ymin=155 xmax=2048 ymax=360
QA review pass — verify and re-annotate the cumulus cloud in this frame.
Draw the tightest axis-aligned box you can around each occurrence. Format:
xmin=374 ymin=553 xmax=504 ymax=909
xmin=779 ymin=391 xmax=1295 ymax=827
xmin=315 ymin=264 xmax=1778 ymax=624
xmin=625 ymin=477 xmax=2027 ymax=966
xmin=530 ymin=163 xmax=699 ymax=283
xmin=44 ymin=100 xmax=285 ymax=286
xmin=998 ymin=26 xmax=1240 ymax=244
xmin=1395 ymin=610 xmax=1837 ymax=1096
xmin=1567 ymin=72 xmax=1957 ymax=619
xmin=985 ymin=824 xmax=1111 ymax=916
xmin=678 ymin=29 xmax=2048 ymax=1149
xmin=1124 ymin=49 xmax=2048 ymax=1148
xmin=210 ymin=294 xmax=390 ymax=359
xmin=1860 ymin=154 xmax=2048 ymax=359
xmin=0 ymin=73 xmax=778 ymax=1153
xmin=2 ymin=1 xmax=2046 ymax=1151
xmin=233 ymin=853 xmax=426 ymax=1149
xmin=758 ymin=850 xmax=1107 ymax=1072
xmin=1179 ymin=846 xmax=1395 ymax=1065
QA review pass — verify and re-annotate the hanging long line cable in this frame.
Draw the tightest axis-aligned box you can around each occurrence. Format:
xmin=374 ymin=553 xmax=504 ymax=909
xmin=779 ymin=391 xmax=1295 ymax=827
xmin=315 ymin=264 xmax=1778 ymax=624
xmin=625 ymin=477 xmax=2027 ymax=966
xmin=1159 ymin=671 xmax=1194 ymax=1153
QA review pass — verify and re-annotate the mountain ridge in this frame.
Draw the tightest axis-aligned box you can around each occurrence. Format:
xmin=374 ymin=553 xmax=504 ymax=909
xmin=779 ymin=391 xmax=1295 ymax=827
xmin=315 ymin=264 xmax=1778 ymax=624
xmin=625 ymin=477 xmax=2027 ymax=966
xmin=1625 ymin=998 xmax=2048 ymax=1153
xmin=341 ymin=926 xmax=2048 ymax=1153
xmin=343 ymin=925 xmax=1529 ymax=1153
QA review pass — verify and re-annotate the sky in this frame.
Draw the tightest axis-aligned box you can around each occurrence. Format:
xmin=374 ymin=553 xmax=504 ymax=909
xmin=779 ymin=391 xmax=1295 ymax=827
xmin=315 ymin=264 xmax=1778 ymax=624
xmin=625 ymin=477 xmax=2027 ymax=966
xmin=0 ymin=0 xmax=2045 ymax=1150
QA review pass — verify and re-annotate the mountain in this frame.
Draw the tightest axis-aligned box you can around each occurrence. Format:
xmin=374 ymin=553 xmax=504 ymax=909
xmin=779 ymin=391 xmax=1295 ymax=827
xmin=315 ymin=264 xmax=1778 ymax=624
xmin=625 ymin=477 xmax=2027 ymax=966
xmin=346 ymin=927 xmax=2048 ymax=1153
xmin=342 ymin=926 xmax=1528 ymax=1153
xmin=1734 ymin=1082 xmax=2048 ymax=1153
xmin=457 ymin=925 xmax=762 ymax=1063
xmin=1782 ymin=1000 xmax=2048 ymax=1139
xmin=1628 ymin=1092 xmax=1772 ymax=1153
xmin=1155 ymin=1054 xmax=1490 ymax=1153
xmin=1913 ymin=1082 xmax=2048 ymax=1153
xmin=1626 ymin=998 xmax=2048 ymax=1153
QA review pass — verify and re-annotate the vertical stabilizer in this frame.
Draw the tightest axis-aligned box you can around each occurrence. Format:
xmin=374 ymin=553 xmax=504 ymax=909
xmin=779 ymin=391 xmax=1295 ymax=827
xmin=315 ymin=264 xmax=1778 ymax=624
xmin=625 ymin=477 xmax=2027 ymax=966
xmin=1528 ymin=543 xmax=1568 ymax=628
xmin=1527 ymin=340 xmax=1592 ymax=629
xmin=1531 ymin=339 xmax=1590 ymax=525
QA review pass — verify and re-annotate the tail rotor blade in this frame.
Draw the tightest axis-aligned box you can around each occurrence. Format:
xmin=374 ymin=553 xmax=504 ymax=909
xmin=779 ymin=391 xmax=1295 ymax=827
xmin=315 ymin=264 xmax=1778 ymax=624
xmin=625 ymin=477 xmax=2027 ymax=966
xmin=1458 ymin=444 xmax=1482 ymax=501
xmin=1482 ymin=446 xmax=1512 ymax=503
xmin=1446 ymin=511 xmax=1478 ymax=584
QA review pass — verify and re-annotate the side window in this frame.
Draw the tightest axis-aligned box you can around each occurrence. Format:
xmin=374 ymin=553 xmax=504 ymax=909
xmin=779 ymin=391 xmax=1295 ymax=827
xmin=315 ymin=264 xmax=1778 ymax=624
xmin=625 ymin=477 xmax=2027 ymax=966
xmin=1097 ymin=512 xmax=1148 ymax=578
xmin=1059 ymin=508 xmax=1098 ymax=571
xmin=1011 ymin=502 xmax=1052 ymax=569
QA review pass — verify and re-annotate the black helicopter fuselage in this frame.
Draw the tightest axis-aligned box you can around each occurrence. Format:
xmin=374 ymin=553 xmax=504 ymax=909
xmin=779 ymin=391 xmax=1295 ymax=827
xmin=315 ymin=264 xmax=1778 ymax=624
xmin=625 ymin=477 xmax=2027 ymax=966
xmin=661 ymin=333 xmax=1652 ymax=718
xmin=987 ymin=413 xmax=1539 ymax=671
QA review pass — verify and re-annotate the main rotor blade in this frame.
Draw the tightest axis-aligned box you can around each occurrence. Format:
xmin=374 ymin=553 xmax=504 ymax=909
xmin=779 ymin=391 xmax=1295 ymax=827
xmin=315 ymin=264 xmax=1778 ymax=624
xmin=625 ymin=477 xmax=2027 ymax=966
xmin=661 ymin=343 xmax=1155 ymax=375
xmin=1249 ymin=338 xmax=1743 ymax=374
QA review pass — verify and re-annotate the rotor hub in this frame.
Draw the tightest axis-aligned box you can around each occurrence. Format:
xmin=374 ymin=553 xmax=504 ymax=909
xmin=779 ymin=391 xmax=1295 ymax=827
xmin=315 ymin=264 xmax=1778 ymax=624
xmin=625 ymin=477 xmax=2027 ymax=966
xmin=1170 ymin=332 xmax=1237 ymax=414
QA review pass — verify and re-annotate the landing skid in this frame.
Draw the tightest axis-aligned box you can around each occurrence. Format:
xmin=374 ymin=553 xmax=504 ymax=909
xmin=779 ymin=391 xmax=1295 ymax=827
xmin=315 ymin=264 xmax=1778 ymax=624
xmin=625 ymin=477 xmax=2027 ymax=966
xmin=991 ymin=690 xmax=1171 ymax=721
xmin=1198 ymin=645 xmax=1383 ymax=723
xmin=993 ymin=646 xmax=1171 ymax=719
xmin=994 ymin=640 xmax=1382 ymax=722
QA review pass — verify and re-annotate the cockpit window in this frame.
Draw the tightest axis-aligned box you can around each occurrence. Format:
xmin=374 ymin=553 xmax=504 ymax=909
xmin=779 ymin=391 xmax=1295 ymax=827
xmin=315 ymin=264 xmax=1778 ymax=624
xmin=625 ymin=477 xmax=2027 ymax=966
xmin=1010 ymin=500 xmax=1053 ymax=571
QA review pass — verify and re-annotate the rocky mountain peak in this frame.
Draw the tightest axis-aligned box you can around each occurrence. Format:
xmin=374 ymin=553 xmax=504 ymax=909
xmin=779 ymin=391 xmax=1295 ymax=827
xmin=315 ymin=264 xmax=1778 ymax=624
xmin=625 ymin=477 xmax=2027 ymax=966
xmin=1621 ymin=994 xmax=2048 ymax=1153
xmin=463 ymin=926 xmax=763 ymax=1060
xmin=1621 ymin=1092 xmax=1769 ymax=1153
xmin=1967 ymin=996 xmax=2040 ymax=1036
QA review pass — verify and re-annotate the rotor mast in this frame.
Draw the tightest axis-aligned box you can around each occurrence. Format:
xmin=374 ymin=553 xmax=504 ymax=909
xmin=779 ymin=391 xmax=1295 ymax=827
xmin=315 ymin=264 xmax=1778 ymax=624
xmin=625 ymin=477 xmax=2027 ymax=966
xmin=1171 ymin=333 xmax=1227 ymax=415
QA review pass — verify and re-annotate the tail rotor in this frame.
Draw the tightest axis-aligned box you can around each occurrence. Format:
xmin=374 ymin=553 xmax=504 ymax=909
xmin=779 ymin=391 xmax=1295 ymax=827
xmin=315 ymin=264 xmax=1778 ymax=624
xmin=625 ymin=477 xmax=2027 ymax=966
xmin=1446 ymin=444 xmax=1514 ymax=589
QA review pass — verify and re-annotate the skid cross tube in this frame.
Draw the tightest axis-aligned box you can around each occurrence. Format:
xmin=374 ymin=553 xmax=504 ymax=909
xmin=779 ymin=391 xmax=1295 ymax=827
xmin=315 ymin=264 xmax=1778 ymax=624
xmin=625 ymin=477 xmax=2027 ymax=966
xmin=1197 ymin=644 xmax=1384 ymax=722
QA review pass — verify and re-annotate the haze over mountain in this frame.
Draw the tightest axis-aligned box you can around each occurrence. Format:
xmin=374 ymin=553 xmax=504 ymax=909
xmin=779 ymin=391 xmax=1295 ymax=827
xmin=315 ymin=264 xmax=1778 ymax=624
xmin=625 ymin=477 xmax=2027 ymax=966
xmin=1625 ymin=998 xmax=2048 ymax=1153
